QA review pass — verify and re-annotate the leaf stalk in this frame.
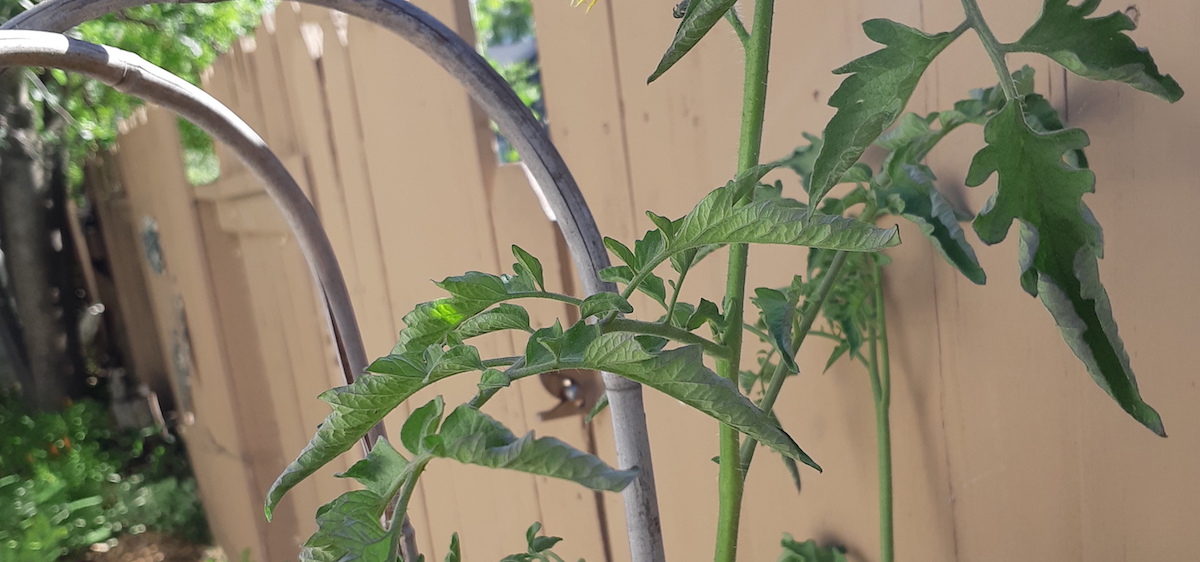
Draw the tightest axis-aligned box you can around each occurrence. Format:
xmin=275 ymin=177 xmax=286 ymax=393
xmin=738 ymin=250 xmax=850 ymax=470
xmin=604 ymin=318 xmax=730 ymax=359
xmin=960 ymin=0 xmax=1019 ymax=100
xmin=864 ymin=259 xmax=893 ymax=562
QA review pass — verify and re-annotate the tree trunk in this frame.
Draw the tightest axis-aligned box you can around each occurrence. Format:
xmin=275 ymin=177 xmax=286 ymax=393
xmin=0 ymin=70 xmax=67 ymax=411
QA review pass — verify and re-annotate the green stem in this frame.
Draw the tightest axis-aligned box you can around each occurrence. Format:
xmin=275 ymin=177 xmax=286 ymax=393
xmin=664 ymin=261 xmax=692 ymax=324
xmin=510 ymin=291 xmax=585 ymax=307
xmin=388 ymin=457 xmax=430 ymax=561
xmin=866 ymin=259 xmax=893 ymax=562
xmin=724 ymin=9 xmax=750 ymax=47
xmin=715 ymin=2 xmax=775 ymax=560
xmin=960 ymin=0 xmax=1018 ymax=100
xmin=739 ymin=250 xmax=849 ymax=469
xmin=604 ymin=318 xmax=729 ymax=359
xmin=481 ymin=356 xmax=520 ymax=368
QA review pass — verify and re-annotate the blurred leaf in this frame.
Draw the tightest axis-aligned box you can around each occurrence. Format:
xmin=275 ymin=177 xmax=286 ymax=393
xmin=779 ymin=535 xmax=848 ymax=562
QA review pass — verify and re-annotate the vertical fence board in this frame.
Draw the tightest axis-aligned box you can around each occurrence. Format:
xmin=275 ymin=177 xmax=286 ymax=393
xmin=342 ymin=3 xmax=547 ymax=557
xmin=112 ymin=108 xmax=276 ymax=560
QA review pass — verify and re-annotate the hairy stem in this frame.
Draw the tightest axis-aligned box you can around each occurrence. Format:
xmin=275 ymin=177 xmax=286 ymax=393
xmin=388 ymin=458 xmax=430 ymax=562
xmin=664 ymin=262 xmax=691 ymax=324
xmin=715 ymin=1 xmax=775 ymax=560
xmin=960 ymin=0 xmax=1018 ymax=100
xmin=724 ymin=9 xmax=749 ymax=47
xmin=739 ymin=250 xmax=849 ymax=470
xmin=866 ymin=259 xmax=893 ymax=562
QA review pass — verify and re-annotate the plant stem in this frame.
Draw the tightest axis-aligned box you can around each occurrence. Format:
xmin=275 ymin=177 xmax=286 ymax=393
xmin=389 ymin=457 xmax=430 ymax=561
xmin=604 ymin=318 xmax=729 ymax=359
xmin=664 ymin=261 xmax=691 ymax=323
xmin=715 ymin=1 xmax=775 ymax=560
xmin=866 ymin=259 xmax=893 ymax=562
xmin=511 ymin=291 xmax=585 ymax=307
xmin=960 ymin=0 xmax=1018 ymax=100
xmin=739 ymin=250 xmax=849 ymax=470
xmin=724 ymin=9 xmax=750 ymax=47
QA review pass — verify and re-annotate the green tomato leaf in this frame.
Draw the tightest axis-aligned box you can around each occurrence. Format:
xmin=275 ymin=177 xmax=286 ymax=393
xmin=478 ymin=368 xmax=511 ymax=394
xmin=336 ymin=437 xmax=408 ymax=499
xmin=436 ymin=404 xmax=636 ymax=492
xmin=298 ymin=490 xmax=396 ymax=562
xmin=580 ymin=292 xmax=635 ymax=319
xmin=880 ymin=164 xmax=986 ymax=284
xmin=809 ymin=19 xmax=960 ymax=208
xmin=511 ymin=245 xmax=545 ymax=291
xmin=648 ymin=0 xmax=737 ymax=82
xmin=585 ymin=392 xmax=609 ymax=424
xmin=400 ymin=398 xmax=445 ymax=455
xmin=647 ymin=211 xmax=677 ymax=241
xmin=599 ymin=265 xmax=669 ymax=308
xmin=967 ymin=102 xmax=1164 ymax=436
xmin=689 ymin=298 xmax=725 ymax=332
xmin=395 ymin=264 xmax=576 ymax=351
xmin=751 ymin=288 xmax=798 ymax=372
xmin=445 ymin=533 xmax=461 ymax=562
xmin=301 ymin=438 xmax=411 ymax=562
xmin=604 ymin=237 xmax=638 ymax=269
xmin=266 ymin=344 xmax=484 ymax=516
xmin=1012 ymin=0 xmax=1183 ymax=102
xmin=457 ymin=304 xmax=533 ymax=339
xmin=779 ymin=535 xmax=848 ymax=562
xmin=776 ymin=132 xmax=823 ymax=191
xmin=674 ymin=179 xmax=900 ymax=253
xmin=509 ymin=323 xmax=820 ymax=470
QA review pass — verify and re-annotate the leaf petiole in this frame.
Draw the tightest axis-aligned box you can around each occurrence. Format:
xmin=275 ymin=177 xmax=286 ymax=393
xmin=960 ymin=0 xmax=1019 ymax=100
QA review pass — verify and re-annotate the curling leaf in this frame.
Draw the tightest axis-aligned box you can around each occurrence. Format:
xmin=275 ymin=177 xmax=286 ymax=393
xmin=511 ymin=245 xmax=545 ymax=291
xmin=751 ymin=288 xmax=798 ymax=371
xmin=437 ymin=405 xmax=637 ymax=492
xmin=879 ymin=164 xmax=986 ymax=284
xmin=1012 ymin=0 xmax=1183 ymax=102
xmin=967 ymin=102 xmax=1164 ymax=435
xmin=648 ymin=0 xmax=737 ymax=82
xmin=810 ymin=19 xmax=960 ymax=208
xmin=580 ymin=292 xmax=635 ymax=319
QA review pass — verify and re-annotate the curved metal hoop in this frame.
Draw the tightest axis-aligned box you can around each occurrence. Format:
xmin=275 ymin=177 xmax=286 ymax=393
xmin=4 ymin=2 xmax=665 ymax=559
xmin=0 ymin=28 xmax=421 ymax=558
xmin=0 ymin=31 xmax=366 ymax=376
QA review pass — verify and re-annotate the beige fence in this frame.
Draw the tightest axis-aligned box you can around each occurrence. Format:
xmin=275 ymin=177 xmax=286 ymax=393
xmin=94 ymin=0 xmax=1200 ymax=560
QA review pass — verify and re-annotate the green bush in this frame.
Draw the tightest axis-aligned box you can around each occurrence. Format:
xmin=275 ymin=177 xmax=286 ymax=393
xmin=0 ymin=393 xmax=210 ymax=561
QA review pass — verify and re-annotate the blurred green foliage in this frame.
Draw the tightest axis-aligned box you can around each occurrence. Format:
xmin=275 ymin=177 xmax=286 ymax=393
xmin=0 ymin=0 xmax=268 ymax=186
xmin=470 ymin=0 xmax=545 ymax=163
xmin=0 ymin=393 xmax=209 ymax=561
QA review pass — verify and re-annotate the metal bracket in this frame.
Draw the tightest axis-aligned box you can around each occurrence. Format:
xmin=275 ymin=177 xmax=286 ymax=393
xmin=536 ymin=369 xmax=604 ymax=421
